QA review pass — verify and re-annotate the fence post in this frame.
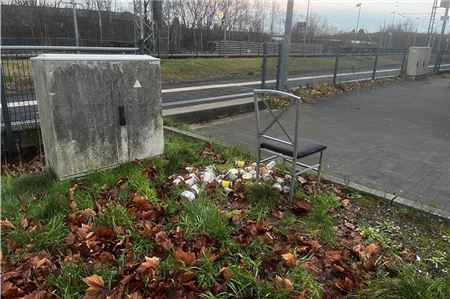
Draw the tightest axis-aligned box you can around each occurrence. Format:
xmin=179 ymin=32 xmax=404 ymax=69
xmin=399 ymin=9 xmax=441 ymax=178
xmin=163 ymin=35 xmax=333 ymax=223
xmin=261 ymin=43 xmax=268 ymax=89
xmin=257 ymin=43 xmax=260 ymax=56
xmin=333 ymin=49 xmax=340 ymax=85
xmin=400 ymin=48 xmax=407 ymax=75
xmin=276 ymin=43 xmax=283 ymax=90
xmin=435 ymin=50 xmax=443 ymax=73
xmin=239 ymin=42 xmax=242 ymax=56
xmin=372 ymin=48 xmax=379 ymax=80
xmin=1 ymin=71 xmax=13 ymax=155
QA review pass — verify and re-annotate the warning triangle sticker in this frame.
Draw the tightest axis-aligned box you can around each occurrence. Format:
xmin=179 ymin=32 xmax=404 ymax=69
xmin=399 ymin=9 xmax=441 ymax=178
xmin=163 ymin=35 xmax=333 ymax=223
xmin=133 ymin=80 xmax=142 ymax=88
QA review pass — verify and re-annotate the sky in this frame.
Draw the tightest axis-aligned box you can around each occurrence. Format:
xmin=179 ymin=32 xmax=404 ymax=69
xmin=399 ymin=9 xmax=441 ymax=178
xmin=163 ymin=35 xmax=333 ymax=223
xmin=284 ymin=0 xmax=447 ymax=33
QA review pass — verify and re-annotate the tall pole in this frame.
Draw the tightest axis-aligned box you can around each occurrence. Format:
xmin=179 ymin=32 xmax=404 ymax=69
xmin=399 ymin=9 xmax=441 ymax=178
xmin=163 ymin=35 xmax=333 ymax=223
xmin=388 ymin=11 xmax=396 ymax=49
xmin=302 ymin=0 xmax=310 ymax=55
xmin=413 ymin=17 xmax=419 ymax=46
xmin=223 ymin=1 xmax=228 ymax=57
xmin=278 ymin=0 xmax=294 ymax=90
xmin=66 ymin=0 xmax=80 ymax=46
xmin=72 ymin=2 xmax=80 ymax=46
xmin=380 ymin=16 xmax=387 ymax=48
xmin=437 ymin=3 xmax=450 ymax=50
xmin=426 ymin=0 xmax=438 ymax=46
xmin=353 ymin=3 xmax=362 ymax=47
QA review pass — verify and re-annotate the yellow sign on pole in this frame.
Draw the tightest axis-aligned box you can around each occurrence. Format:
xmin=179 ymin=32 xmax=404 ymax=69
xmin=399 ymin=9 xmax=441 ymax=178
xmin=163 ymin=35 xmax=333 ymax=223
xmin=218 ymin=11 xmax=224 ymax=20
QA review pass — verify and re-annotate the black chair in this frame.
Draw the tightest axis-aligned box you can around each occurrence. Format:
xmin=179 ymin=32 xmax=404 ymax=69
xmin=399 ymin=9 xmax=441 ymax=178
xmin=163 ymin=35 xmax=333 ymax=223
xmin=254 ymin=89 xmax=327 ymax=201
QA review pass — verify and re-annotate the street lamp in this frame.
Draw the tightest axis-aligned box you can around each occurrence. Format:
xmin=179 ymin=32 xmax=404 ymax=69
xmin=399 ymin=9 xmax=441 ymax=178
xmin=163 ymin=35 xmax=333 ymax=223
xmin=353 ymin=3 xmax=362 ymax=47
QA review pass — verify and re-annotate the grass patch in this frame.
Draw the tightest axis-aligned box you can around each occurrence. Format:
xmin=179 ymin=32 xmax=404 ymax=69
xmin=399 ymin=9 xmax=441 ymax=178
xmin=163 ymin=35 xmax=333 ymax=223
xmin=245 ymin=183 xmax=278 ymax=220
xmin=305 ymin=194 xmax=340 ymax=244
xmin=179 ymin=195 xmax=231 ymax=241
xmin=353 ymin=267 xmax=450 ymax=299
xmin=94 ymin=203 xmax=133 ymax=231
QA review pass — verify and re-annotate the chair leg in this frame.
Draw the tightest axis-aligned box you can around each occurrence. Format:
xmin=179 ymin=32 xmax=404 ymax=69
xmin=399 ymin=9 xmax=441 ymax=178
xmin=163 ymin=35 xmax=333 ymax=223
xmin=256 ymin=148 xmax=261 ymax=181
xmin=316 ymin=151 xmax=323 ymax=191
xmin=289 ymin=157 xmax=297 ymax=201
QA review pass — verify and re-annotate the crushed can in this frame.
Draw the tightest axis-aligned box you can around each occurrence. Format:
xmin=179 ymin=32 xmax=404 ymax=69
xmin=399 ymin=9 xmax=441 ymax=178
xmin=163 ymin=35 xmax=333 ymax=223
xmin=223 ymin=187 xmax=235 ymax=197
xmin=181 ymin=190 xmax=196 ymax=201
xmin=272 ymin=183 xmax=282 ymax=192
xmin=266 ymin=160 xmax=276 ymax=170
xmin=227 ymin=169 xmax=239 ymax=181
xmin=185 ymin=175 xmax=199 ymax=187
xmin=173 ymin=176 xmax=185 ymax=185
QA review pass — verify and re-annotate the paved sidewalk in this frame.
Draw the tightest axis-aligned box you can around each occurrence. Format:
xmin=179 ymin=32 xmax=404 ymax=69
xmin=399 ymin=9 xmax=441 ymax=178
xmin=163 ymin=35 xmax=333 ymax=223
xmin=195 ymin=77 xmax=450 ymax=213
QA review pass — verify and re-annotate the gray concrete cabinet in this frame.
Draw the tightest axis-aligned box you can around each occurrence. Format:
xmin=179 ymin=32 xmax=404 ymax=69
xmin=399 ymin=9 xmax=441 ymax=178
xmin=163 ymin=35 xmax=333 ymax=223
xmin=406 ymin=47 xmax=431 ymax=77
xmin=31 ymin=54 xmax=164 ymax=180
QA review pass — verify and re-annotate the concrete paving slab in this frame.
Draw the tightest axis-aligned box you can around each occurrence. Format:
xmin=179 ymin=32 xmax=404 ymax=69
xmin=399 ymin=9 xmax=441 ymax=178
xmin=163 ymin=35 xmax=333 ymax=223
xmin=195 ymin=77 xmax=450 ymax=213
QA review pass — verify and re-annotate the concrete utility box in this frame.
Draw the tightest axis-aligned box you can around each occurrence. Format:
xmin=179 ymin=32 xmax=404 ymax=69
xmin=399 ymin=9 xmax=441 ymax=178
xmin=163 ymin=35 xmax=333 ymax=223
xmin=31 ymin=54 xmax=163 ymax=179
xmin=406 ymin=47 xmax=432 ymax=77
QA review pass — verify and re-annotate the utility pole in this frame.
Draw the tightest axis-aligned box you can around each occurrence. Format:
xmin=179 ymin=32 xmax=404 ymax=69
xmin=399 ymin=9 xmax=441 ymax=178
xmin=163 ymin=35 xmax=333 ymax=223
xmin=437 ymin=0 xmax=450 ymax=50
xmin=278 ymin=0 xmax=294 ymax=90
xmin=64 ymin=0 xmax=80 ymax=46
xmin=413 ymin=17 xmax=419 ymax=46
xmin=302 ymin=0 xmax=310 ymax=55
xmin=353 ymin=3 xmax=362 ymax=47
xmin=388 ymin=11 xmax=396 ymax=48
xmin=426 ymin=0 xmax=438 ymax=46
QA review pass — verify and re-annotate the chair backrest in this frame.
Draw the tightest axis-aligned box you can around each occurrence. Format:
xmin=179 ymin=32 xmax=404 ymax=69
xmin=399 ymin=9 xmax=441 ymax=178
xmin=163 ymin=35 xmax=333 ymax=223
xmin=253 ymin=89 xmax=302 ymax=150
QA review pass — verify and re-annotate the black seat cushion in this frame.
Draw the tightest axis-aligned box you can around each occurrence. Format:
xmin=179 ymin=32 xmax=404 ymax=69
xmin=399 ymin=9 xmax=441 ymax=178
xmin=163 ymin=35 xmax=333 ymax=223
xmin=261 ymin=137 xmax=326 ymax=158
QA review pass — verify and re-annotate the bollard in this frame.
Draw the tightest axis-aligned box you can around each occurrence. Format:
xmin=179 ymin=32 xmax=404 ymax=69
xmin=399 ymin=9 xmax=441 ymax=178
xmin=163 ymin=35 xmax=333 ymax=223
xmin=332 ymin=49 xmax=340 ymax=85
xmin=261 ymin=43 xmax=268 ymax=89
xmin=372 ymin=49 xmax=379 ymax=80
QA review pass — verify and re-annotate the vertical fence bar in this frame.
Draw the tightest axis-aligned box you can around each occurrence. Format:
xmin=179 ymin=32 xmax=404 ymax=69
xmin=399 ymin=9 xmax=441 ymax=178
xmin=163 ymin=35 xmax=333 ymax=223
xmin=276 ymin=43 xmax=283 ymax=90
xmin=239 ymin=42 xmax=242 ymax=56
xmin=400 ymin=48 xmax=407 ymax=75
xmin=333 ymin=49 xmax=340 ymax=85
xmin=261 ymin=43 xmax=268 ymax=89
xmin=257 ymin=43 xmax=260 ymax=56
xmin=1 ymin=70 xmax=13 ymax=154
xmin=372 ymin=49 xmax=379 ymax=80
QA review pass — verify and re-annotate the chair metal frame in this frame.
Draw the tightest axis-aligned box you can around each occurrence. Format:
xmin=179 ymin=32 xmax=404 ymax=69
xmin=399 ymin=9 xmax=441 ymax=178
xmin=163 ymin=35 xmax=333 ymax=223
xmin=253 ymin=89 xmax=324 ymax=201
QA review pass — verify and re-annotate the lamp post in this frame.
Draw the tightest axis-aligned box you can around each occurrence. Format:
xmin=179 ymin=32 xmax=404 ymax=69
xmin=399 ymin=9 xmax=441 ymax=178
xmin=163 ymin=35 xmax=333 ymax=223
xmin=353 ymin=3 xmax=362 ymax=47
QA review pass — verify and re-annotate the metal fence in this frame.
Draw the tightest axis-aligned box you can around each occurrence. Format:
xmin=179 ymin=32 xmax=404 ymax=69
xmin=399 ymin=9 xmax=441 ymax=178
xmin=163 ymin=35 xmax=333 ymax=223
xmin=1 ymin=45 xmax=138 ymax=151
xmin=1 ymin=45 xmax=449 ymax=152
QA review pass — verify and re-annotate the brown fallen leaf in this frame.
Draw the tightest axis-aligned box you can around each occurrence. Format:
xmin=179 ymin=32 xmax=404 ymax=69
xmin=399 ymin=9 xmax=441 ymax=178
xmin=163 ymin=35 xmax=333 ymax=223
xmin=220 ymin=267 xmax=233 ymax=280
xmin=179 ymin=271 xmax=196 ymax=283
xmin=1 ymin=219 xmax=15 ymax=229
xmin=275 ymin=275 xmax=293 ymax=291
xmin=292 ymin=199 xmax=312 ymax=214
xmin=175 ymin=248 xmax=196 ymax=266
xmin=281 ymin=253 xmax=296 ymax=267
xmin=326 ymin=250 xmax=342 ymax=262
xmin=20 ymin=218 xmax=29 ymax=229
xmin=83 ymin=274 xmax=106 ymax=299
xmin=334 ymin=277 xmax=354 ymax=292
xmin=137 ymin=256 xmax=160 ymax=276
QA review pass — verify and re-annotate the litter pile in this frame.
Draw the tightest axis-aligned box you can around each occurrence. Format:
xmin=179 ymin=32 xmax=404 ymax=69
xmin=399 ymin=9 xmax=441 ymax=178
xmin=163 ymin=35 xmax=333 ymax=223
xmin=170 ymin=160 xmax=305 ymax=201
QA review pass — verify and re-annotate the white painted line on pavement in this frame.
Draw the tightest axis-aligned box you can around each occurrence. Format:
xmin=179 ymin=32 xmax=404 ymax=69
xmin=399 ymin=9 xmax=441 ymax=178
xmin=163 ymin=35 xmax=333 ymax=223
xmin=161 ymin=68 xmax=401 ymax=93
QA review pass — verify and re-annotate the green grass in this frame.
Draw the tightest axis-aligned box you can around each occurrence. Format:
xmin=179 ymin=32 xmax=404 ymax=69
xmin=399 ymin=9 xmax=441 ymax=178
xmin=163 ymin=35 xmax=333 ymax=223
xmin=179 ymin=195 xmax=231 ymax=241
xmin=94 ymin=203 xmax=133 ymax=231
xmin=304 ymin=194 xmax=341 ymax=244
xmin=245 ymin=183 xmax=278 ymax=220
xmin=353 ymin=267 xmax=450 ymax=299
xmin=288 ymin=267 xmax=324 ymax=299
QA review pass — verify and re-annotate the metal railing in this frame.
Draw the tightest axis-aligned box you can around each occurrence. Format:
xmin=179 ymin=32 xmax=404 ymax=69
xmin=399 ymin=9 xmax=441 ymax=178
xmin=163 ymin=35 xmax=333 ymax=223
xmin=1 ymin=45 xmax=138 ymax=152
